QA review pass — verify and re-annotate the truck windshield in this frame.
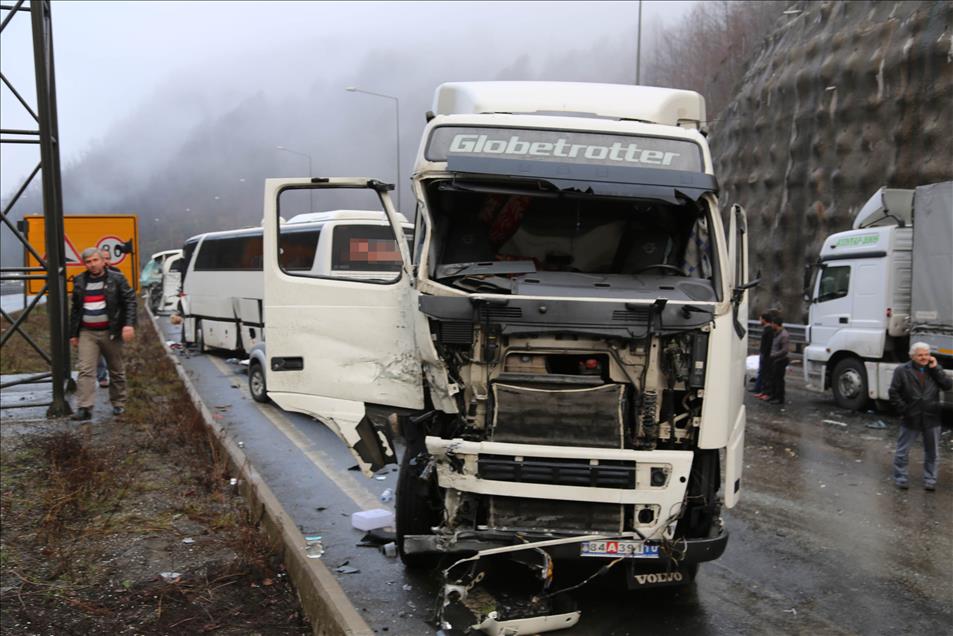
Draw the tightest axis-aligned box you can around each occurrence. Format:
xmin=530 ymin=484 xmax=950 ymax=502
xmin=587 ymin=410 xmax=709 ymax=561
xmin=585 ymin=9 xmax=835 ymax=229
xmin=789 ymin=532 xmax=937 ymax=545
xmin=424 ymin=178 xmax=714 ymax=292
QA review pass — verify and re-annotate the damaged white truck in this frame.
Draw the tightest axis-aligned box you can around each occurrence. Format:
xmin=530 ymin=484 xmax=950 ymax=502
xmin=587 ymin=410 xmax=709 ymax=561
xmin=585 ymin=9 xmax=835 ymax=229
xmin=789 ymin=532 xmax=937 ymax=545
xmin=260 ymin=82 xmax=752 ymax=624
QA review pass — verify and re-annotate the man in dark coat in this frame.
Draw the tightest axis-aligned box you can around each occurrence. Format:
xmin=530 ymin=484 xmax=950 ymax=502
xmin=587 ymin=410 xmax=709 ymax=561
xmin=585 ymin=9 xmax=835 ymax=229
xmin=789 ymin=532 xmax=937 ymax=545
xmin=752 ymin=310 xmax=776 ymax=397
xmin=889 ymin=342 xmax=953 ymax=490
xmin=69 ymin=247 xmax=137 ymax=421
xmin=763 ymin=314 xmax=789 ymax=405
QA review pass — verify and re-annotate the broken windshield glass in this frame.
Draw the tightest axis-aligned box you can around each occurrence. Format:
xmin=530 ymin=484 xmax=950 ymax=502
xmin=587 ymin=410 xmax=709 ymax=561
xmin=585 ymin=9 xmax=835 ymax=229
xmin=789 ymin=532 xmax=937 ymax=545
xmin=424 ymin=178 xmax=713 ymax=294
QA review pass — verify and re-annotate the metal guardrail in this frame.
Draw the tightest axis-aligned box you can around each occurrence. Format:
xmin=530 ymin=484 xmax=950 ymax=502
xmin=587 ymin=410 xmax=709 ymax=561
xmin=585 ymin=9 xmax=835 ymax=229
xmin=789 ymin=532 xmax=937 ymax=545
xmin=747 ymin=320 xmax=806 ymax=353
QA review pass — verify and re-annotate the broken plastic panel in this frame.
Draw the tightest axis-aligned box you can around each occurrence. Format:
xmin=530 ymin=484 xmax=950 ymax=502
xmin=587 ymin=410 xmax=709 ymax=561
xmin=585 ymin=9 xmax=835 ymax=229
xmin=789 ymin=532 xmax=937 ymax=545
xmin=434 ymin=547 xmax=584 ymax=635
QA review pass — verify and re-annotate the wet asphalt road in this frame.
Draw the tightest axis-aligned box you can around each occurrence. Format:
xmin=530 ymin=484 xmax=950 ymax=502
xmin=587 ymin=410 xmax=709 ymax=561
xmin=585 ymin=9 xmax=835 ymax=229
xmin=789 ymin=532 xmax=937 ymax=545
xmin=572 ymin=371 xmax=952 ymax=635
xmin=158 ymin=316 xmax=952 ymax=635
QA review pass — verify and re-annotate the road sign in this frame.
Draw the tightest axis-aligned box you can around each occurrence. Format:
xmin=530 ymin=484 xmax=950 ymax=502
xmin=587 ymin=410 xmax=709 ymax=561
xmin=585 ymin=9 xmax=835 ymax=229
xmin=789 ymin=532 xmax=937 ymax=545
xmin=24 ymin=215 xmax=140 ymax=294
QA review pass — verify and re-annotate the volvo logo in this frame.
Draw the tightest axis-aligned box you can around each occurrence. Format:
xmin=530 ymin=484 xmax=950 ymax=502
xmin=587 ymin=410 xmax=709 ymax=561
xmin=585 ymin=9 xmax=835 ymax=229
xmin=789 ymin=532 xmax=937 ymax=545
xmin=633 ymin=571 xmax=684 ymax=585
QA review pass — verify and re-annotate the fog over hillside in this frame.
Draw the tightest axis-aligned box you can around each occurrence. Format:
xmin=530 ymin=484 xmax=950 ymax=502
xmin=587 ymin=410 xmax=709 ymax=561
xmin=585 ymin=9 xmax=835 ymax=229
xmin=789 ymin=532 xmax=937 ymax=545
xmin=4 ymin=1 xmax=707 ymax=263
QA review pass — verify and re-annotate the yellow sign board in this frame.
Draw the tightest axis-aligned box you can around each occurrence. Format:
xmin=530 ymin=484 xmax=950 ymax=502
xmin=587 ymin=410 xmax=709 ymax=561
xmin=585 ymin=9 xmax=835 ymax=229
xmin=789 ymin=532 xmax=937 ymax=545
xmin=24 ymin=215 xmax=140 ymax=294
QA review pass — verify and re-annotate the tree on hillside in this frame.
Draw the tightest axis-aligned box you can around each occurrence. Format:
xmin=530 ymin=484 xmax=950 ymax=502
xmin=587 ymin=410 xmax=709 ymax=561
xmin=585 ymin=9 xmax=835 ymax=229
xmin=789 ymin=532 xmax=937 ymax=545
xmin=643 ymin=1 xmax=781 ymax=123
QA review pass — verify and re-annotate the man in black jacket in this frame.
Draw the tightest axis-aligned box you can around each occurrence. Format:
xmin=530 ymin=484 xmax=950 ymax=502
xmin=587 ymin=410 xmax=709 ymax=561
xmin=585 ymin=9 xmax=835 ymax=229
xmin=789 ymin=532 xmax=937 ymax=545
xmin=68 ymin=247 xmax=137 ymax=421
xmin=752 ymin=310 xmax=776 ymax=398
xmin=889 ymin=342 xmax=953 ymax=491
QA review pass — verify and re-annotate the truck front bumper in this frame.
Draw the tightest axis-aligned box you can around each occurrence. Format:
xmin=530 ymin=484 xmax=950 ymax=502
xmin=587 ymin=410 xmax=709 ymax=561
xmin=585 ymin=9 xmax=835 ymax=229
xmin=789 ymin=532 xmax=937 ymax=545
xmin=403 ymin=525 xmax=728 ymax=565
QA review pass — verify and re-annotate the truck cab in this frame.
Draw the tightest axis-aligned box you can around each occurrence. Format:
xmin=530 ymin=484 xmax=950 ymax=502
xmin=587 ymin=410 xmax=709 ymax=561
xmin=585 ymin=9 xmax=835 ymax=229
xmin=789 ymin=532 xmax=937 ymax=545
xmin=803 ymin=223 xmax=913 ymax=408
xmin=804 ymin=183 xmax=953 ymax=411
xmin=260 ymin=82 xmax=752 ymax=586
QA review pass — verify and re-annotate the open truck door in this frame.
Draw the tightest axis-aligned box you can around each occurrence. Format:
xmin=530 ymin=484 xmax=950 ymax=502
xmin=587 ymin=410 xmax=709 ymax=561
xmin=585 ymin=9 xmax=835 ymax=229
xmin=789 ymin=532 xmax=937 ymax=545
xmin=262 ymin=178 xmax=423 ymax=476
xmin=724 ymin=203 xmax=751 ymax=508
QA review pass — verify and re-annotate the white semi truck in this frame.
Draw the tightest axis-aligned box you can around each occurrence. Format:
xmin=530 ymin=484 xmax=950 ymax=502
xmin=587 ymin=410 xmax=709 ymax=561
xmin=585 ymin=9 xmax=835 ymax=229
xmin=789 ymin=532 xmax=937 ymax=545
xmin=259 ymin=82 xmax=754 ymax=610
xmin=804 ymin=182 xmax=953 ymax=411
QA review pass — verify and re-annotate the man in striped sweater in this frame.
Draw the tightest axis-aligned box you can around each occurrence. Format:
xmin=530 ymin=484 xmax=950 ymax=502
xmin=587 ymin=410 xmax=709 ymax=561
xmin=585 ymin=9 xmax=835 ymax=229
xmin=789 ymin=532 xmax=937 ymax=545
xmin=68 ymin=247 xmax=137 ymax=421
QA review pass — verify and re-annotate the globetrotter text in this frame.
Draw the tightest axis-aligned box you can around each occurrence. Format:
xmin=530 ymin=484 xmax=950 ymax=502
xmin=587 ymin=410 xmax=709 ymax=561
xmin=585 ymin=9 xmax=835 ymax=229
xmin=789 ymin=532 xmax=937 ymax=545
xmin=448 ymin=133 xmax=683 ymax=166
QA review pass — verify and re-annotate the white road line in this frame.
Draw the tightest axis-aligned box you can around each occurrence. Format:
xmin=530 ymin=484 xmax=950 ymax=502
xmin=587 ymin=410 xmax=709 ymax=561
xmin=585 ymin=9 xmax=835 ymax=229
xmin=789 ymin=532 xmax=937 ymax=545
xmin=206 ymin=355 xmax=386 ymax=512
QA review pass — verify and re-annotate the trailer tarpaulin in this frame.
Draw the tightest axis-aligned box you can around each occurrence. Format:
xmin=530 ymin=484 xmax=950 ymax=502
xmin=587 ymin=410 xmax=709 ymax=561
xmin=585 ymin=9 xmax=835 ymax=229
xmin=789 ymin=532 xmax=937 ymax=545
xmin=911 ymin=182 xmax=953 ymax=353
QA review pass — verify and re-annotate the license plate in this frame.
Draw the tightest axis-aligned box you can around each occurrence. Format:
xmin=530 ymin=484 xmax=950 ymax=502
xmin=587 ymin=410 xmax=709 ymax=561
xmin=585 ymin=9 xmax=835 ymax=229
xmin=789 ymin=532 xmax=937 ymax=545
xmin=580 ymin=540 xmax=659 ymax=559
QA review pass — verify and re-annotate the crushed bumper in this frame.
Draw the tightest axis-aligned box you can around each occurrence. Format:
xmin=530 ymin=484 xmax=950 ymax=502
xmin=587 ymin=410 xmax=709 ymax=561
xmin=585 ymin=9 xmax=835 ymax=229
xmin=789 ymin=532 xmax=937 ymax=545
xmin=404 ymin=526 xmax=728 ymax=565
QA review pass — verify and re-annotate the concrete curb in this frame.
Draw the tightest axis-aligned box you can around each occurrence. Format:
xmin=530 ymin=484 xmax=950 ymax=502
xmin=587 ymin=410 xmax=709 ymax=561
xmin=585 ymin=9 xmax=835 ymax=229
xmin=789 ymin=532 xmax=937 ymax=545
xmin=146 ymin=310 xmax=373 ymax=636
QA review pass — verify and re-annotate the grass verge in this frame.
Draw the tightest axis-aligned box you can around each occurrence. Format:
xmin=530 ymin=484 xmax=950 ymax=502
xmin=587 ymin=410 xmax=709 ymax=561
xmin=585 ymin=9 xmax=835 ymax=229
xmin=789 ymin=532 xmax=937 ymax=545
xmin=0 ymin=307 xmax=310 ymax=634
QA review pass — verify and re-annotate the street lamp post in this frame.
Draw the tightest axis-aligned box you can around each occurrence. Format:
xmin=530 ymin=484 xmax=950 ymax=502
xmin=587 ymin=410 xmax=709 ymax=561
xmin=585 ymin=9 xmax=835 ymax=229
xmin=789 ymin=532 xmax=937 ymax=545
xmin=345 ymin=86 xmax=401 ymax=212
xmin=276 ymin=145 xmax=314 ymax=211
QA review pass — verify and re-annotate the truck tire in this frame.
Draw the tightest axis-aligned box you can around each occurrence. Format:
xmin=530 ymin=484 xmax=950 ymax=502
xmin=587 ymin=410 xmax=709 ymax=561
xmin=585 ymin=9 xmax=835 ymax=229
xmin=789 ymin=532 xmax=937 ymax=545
xmin=832 ymin=358 xmax=869 ymax=411
xmin=248 ymin=361 xmax=268 ymax=403
xmin=396 ymin=447 xmax=441 ymax=570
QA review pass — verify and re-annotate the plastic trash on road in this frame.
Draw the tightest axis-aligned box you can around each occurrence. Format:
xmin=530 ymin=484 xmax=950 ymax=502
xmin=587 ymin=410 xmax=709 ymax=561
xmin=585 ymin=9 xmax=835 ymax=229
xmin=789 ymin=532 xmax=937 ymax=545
xmin=866 ymin=420 xmax=888 ymax=429
xmin=473 ymin=610 xmax=582 ymax=635
xmin=304 ymin=535 xmax=324 ymax=559
xmin=380 ymin=487 xmax=394 ymax=503
xmin=745 ymin=355 xmax=759 ymax=386
xmin=352 ymin=508 xmax=394 ymax=531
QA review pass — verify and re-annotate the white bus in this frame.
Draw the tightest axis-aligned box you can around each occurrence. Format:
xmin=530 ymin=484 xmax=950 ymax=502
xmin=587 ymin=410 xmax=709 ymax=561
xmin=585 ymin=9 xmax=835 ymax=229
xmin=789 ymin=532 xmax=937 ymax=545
xmin=181 ymin=210 xmax=411 ymax=353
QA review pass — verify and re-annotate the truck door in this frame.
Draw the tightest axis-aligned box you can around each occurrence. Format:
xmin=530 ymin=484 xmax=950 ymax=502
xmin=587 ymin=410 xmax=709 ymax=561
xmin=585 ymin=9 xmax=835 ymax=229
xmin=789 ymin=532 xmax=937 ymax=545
xmin=161 ymin=255 xmax=183 ymax=311
xmin=262 ymin=178 xmax=423 ymax=476
xmin=810 ymin=263 xmax=852 ymax=346
xmin=725 ymin=204 xmax=749 ymax=508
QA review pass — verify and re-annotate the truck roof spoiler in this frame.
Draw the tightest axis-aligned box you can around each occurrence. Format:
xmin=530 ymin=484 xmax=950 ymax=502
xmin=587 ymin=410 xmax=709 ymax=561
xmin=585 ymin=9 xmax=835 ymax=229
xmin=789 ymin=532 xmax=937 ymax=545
xmin=853 ymin=187 xmax=914 ymax=229
xmin=432 ymin=81 xmax=707 ymax=130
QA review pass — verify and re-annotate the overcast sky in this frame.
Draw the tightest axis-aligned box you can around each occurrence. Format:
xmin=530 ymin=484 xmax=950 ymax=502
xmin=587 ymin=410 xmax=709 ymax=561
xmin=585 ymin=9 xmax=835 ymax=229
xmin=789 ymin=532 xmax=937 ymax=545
xmin=1 ymin=1 xmax=698 ymax=198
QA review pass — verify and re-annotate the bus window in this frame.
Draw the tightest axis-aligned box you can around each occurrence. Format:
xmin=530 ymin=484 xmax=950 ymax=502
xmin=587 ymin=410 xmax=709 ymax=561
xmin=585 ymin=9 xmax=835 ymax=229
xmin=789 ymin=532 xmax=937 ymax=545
xmin=331 ymin=225 xmax=403 ymax=276
xmin=278 ymin=229 xmax=320 ymax=271
xmin=195 ymin=235 xmax=263 ymax=271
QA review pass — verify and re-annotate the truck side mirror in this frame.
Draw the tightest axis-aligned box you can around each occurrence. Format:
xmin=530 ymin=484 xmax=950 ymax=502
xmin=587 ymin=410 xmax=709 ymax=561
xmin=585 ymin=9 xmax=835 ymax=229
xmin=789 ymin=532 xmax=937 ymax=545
xmin=732 ymin=276 xmax=761 ymax=303
xmin=802 ymin=263 xmax=816 ymax=300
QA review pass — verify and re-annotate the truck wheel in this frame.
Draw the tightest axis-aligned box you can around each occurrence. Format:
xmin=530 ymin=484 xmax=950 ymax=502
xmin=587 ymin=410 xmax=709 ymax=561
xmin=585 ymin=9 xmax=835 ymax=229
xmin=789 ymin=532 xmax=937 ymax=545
xmin=396 ymin=447 xmax=441 ymax=570
xmin=249 ymin=361 xmax=268 ymax=403
xmin=832 ymin=358 xmax=869 ymax=411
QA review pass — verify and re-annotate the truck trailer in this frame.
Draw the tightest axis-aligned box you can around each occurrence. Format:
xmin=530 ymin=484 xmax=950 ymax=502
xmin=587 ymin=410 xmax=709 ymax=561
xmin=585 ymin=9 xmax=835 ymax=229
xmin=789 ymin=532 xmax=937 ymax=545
xmin=803 ymin=181 xmax=953 ymax=410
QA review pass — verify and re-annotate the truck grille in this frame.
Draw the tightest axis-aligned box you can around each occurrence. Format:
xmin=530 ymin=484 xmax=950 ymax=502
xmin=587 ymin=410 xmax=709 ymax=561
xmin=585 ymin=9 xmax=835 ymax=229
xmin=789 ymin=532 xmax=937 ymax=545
xmin=436 ymin=321 xmax=473 ymax=344
xmin=478 ymin=455 xmax=636 ymax=489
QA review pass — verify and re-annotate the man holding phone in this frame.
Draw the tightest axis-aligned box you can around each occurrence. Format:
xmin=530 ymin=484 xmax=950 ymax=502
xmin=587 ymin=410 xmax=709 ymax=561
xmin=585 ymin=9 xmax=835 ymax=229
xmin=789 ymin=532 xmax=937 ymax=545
xmin=889 ymin=342 xmax=953 ymax=491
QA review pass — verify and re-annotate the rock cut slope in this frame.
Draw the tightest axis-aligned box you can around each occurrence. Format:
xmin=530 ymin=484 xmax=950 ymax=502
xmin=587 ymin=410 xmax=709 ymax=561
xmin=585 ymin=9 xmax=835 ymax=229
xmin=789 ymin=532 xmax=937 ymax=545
xmin=712 ymin=1 xmax=952 ymax=319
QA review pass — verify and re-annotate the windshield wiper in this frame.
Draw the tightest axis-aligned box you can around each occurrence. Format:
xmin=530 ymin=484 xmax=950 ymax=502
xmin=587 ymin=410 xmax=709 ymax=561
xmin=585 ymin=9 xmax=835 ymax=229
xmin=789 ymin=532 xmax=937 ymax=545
xmin=436 ymin=260 xmax=537 ymax=279
xmin=453 ymin=275 xmax=515 ymax=293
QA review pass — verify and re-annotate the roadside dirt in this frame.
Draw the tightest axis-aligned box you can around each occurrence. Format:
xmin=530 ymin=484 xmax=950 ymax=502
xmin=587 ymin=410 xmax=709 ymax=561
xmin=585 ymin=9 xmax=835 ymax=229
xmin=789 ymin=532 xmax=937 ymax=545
xmin=0 ymin=307 xmax=310 ymax=634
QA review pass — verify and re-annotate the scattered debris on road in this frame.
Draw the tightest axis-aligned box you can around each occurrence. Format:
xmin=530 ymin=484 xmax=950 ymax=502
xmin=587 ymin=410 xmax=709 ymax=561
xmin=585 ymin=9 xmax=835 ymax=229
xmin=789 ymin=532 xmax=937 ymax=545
xmin=352 ymin=508 xmax=394 ymax=531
